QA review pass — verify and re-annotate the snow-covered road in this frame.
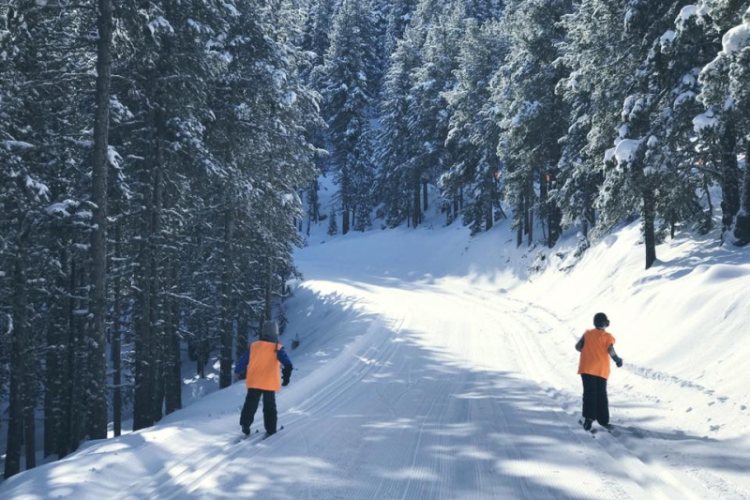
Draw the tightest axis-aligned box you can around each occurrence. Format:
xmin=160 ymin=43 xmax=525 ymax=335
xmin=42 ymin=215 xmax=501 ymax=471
xmin=2 ymin=223 xmax=749 ymax=499
xmin=212 ymin=266 xmax=743 ymax=500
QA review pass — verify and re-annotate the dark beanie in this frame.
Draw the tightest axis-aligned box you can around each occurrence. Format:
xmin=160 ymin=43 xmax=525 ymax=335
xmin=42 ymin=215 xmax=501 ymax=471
xmin=260 ymin=320 xmax=279 ymax=342
xmin=594 ymin=312 xmax=609 ymax=329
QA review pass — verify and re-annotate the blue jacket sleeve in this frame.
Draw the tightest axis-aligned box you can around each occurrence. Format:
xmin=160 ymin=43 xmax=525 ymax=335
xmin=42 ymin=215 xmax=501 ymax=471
xmin=234 ymin=349 xmax=249 ymax=375
xmin=278 ymin=347 xmax=293 ymax=385
xmin=277 ymin=347 xmax=293 ymax=370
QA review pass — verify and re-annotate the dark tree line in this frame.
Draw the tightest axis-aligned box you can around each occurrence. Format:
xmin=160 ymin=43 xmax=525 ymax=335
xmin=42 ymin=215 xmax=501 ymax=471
xmin=306 ymin=0 xmax=750 ymax=268
xmin=1 ymin=0 xmax=320 ymax=478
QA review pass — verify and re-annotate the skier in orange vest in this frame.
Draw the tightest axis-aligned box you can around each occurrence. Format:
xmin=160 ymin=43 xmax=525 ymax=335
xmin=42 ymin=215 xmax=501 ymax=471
xmin=575 ymin=312 xmax=623 ymax=431
xmin=234 ymin=320 xmax=293 ymax=436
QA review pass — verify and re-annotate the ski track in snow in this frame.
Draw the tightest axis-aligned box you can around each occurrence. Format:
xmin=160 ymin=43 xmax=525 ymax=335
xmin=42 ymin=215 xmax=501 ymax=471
xmin=166 ymin=269 xmax=743 ymax=499
xmin=3 ymin=221 xmax=750 ymax=498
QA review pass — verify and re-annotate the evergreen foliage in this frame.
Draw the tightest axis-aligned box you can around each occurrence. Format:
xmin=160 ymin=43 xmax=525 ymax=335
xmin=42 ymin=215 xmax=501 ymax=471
xmin=4 ymin=0 xmax=750 ymax=479
xmin=0 ymin=0 xmax=319 ymax=477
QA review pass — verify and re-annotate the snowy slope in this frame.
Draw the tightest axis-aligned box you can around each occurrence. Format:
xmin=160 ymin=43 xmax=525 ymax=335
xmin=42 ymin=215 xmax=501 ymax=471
xmin=2 ymin=190 xmax=750 ymax=498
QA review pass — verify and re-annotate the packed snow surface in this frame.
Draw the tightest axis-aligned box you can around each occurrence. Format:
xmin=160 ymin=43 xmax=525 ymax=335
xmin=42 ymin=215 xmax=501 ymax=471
xmin=2 ymin=190 xmax=749 ymax=498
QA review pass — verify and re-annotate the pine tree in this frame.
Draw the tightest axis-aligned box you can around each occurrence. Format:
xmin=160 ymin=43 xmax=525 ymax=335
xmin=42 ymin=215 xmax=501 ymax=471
xmin=442 ymin=18 xmax=507 ymax=233
xmin=88 ymin=0 xmax=114 ymax=441
xmin=1 ymin=0 xmax=95 ymax=474
xmin=383 ymin=0 xmax=418 ymax=55
xmin=303 ymin=0 xmax=341 ymax=68
xmin=377 ymin=28 xmax=421 ymax=226
xmin=317 ymin=0 xmax=379 ymax=234
xmin=493 ymin=0 xmax=571 ymax=248
xmin=557 ymin=0 xmax=638 ymax=239
xmin=328 ymin=207 xmax=339 ymax=235
xmin=724 ymin=6 xmax=750 ymax=243
xmin=698 ymin=3 xmax=750 ymax=243
xmin=612 ymin=0 xmax=704 ymax=268
xmin=405 ymin=3 xmax=465 ymax=228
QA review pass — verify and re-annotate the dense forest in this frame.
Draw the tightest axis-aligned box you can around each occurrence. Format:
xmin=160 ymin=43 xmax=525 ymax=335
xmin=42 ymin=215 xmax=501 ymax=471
xmin=2 ymin=0 xmax=750 ymax=479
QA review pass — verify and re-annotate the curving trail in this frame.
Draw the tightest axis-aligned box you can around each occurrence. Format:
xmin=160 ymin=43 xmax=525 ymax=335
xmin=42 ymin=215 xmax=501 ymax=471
xmin=3 ymin=232 xmax=748 ymax=500
xmin=164 ymin=257 xmax=748 ymax=499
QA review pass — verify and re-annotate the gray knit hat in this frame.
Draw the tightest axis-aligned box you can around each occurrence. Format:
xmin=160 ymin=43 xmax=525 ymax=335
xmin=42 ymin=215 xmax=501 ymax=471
xmin=260 ymin=320 xmax=279 ymax=342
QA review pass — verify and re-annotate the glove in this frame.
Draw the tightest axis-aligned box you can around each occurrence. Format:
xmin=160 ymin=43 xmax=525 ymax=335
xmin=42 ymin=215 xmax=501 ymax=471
xmin=614 ymin=356 xmax=623 ymax=368
xmin=281 ymin=367 xmax=292 ymax=386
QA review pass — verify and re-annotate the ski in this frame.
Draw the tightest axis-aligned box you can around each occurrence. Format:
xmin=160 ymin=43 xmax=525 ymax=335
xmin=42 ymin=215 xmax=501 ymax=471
xmin=234 ymin=429 xmax=260 ymax=444
xmin=578 ymin=418 xmax=598 ymax=436
xmin=261 ymin=425 xmax=284 ymax=440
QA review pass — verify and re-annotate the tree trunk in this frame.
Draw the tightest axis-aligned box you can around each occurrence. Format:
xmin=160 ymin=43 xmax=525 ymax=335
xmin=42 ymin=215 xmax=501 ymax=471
xmin=422 ymin=179 xmax=428 ymax=211
xmin=236 ymin=308 xmax=249 ymax=360
xmin=5 ymin=226 xmax=29 ymax=478
xmin=44 ymin=316 xmax=57 ymax=458
xmin=69 ymin=263 xmax=87 ymax=451
xmin=149 ymin=154 xmax=165 ymax=425
xmin=58 ymin=256 xmax=79 ymax=458
xmin=310 ymin=178 xmax=320 ymax=223
xmin=342 ymin=204 xmax=350 ymax=234
xmin=112 ymin=217 xmax=122 ymax=437
xmin=526 ymin=179 xmax=534 ymax=246
xmin=643 ymin=188 xmax=657 ymax=269
xmin=516 ymin=195 xmax=524 ymax=247
xmin=164 ymin=260 xmax=181 ymax=414
xmin=720 ymin=120 xmax=740 ymax=233
xmin=219 ymin=207 xmax=235 ymax=389
xmin=24 ymin=388 xmax=36 ymax=469
xmin=733 ymin=138 xmax=750 ymax=245
xmin=133 ymin=104 xmax=163 ymax=431
xmin=133 ymin=196 xmax=154 ymax=430
xmin=702 ymin=174 xmax=714 ymax=234
xmin=45 ymin=239 xmax=67 ymax=457
xmin=265 ymin=258 xmax=274 ymax=321
xmin=88 ymin=0 xmax=114 ymax=441
xmin=412 ymin=182 xmax=421 ymax=227
xmin=582 ymin=188 xmax=595 ymax=239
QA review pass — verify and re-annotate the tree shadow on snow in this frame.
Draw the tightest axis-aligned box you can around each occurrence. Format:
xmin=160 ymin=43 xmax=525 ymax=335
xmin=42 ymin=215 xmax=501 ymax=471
xmin=180 ymin=290 xmax=750 ymax=499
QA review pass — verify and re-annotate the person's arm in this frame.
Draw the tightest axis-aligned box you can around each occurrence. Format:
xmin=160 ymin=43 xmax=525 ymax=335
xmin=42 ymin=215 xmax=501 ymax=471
xmin=575 ymin=335 xmax=585 ymax=352
xmin=608 ymin=344 xmax=623 ymax=367
xmin=233 ymin=350 xmax=249 ymax=381
xmin=277 ymin=347 xmax=293 ymax=386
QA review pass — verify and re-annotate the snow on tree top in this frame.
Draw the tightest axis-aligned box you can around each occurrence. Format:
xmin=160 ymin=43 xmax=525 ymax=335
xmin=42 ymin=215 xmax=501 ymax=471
xmin=674 ymin=91 xmax=696 ymax=107
xmin=107 ymin=146 xmax=122 ymax=169
xmin=614 ymin=138 xmax=642 ymax=163
xmin=660 ymin=30 xmax=677 ymax=50
xmin=25 ymin=175 xmax=50 ymax=198
xmin=46 ymin=199 xmax=80 ymax=217
xmin=604 ymin=147 xmax=616 ymax=164
xmin=722 ymin=22 xmax=750 ymax=55
xmin=693 ymin=110 xmax=718 ymax=132
xmin=148 ymin=16 xmax=174 ymax=37
xmin=676 ymin=4 xmax=709 ymax=26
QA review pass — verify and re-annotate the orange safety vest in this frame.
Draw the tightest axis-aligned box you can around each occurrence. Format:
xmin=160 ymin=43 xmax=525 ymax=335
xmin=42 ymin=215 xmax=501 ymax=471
xmin=577 ymin=328 xmax=616 ymax=379
xmin=246 ymin=341 xmax=283 ymax=391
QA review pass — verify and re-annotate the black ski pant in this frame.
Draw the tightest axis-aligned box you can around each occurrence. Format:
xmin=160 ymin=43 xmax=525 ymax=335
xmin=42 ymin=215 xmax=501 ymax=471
xmin=240 ymin=388 xmax=277 ymax=434
xmin=581 ymin=374 xmax=609 ymax=426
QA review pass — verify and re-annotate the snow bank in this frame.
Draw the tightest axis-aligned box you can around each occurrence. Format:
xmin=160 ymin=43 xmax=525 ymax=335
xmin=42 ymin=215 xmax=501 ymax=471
xmin=2 ymin=176 xmax=749 ymax=498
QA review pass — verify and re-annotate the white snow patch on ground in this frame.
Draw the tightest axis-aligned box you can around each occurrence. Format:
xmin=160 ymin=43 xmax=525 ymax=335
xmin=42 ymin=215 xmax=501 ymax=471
xmin=2 ymin=181 xmax=749 ymax=498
